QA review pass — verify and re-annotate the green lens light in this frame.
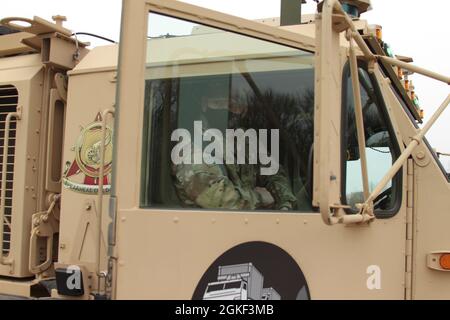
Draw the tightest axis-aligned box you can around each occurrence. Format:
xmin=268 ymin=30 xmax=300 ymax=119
xmin=383 ymin=43 xmax=394 ymax=57
xmin=342 ymin=3 xmax=360 ymax=17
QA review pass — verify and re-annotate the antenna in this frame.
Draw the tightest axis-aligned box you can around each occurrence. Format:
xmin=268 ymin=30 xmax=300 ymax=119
xmin=280 ymin=0 xmax=307 ymax=26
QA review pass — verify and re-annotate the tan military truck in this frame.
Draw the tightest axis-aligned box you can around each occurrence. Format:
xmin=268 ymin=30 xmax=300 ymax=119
xmin=0 ymin=0 xmax=449 ymax=300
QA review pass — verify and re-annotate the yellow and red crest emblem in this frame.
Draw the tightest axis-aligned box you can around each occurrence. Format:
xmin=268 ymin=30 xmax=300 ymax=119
xmin=63 ymin=113 xmax=113 ymax=194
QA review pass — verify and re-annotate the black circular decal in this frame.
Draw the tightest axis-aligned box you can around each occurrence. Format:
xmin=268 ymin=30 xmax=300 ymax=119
xmin=192 ymin=242 xmax=310 ymax=300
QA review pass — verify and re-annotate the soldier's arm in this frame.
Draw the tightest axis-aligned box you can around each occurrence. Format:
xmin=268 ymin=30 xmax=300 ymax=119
xmin=261 ymin=167 xmax=297 ymax=210
xmin=173 ymin=163 xmax=262 ymax=210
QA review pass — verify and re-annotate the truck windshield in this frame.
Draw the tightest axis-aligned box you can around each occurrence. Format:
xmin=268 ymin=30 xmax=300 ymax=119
xmin=206 ymin=283 xmax=225 ymax=293
xmin=224 ymin=281 xmax=242 ymax=290
xmin=141 ymin=13 xmax=315 ymax=212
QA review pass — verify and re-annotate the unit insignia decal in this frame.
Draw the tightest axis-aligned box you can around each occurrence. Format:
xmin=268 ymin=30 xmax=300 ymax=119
xmin=63 ymin=113 xmax=113 ymax=194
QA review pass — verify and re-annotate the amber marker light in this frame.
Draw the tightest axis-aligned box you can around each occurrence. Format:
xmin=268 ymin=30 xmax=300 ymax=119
xmin=397 ymin=67 xmax=404 ymax=80
xmin=376 ymin=27 xmax=382 ymax=41
xmin=419 ymin=109 xmax=424 ymax=119
xmin=404 ymin=80 xmax=410 ymax=91
xmin=440 ymin=254 xmax=450 ymax=270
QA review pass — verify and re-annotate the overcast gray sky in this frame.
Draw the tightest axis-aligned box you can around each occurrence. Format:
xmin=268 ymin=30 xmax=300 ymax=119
xmin=3 ymin=0 xmax=449 ymax=169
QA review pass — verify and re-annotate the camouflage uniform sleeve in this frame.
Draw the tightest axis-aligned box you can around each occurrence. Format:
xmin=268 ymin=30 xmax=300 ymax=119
xmin=262 ymin=167 xmax=297 ymax=210
xmin=173 ymin=163 xmax=262 ymax=210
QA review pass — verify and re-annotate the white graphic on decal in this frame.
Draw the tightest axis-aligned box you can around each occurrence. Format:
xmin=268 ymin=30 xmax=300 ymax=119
xmin=203 ymin=263 xmax=281 ymax=300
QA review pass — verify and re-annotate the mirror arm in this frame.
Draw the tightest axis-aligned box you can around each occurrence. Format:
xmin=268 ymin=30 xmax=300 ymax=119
xmin=358 ymin=55 xmax=450 ymax=214
xmin=360 ymin=94 xmax=450 ymax=216
xmin=379 ymin=56 xmax=450 ymax=85
xmin=348 ymin=32 xmax=371 ymax=204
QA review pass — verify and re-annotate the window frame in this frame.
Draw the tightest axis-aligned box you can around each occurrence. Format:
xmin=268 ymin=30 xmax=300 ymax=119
xmin=114 ymin=0 xmax=318 ymax=212
xmin=340 ymin=61 xmax=403 ymax=219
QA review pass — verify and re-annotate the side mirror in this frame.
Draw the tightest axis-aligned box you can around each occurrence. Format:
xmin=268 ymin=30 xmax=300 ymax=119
xmin=366 ymin=131 xmax=389 ymax=148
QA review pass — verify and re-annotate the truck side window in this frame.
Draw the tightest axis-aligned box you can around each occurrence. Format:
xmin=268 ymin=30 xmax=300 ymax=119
xmin=343 ymin=66 xmax=401 ymax=215
xmin=140 ymin=13 xmax=315 ymax=212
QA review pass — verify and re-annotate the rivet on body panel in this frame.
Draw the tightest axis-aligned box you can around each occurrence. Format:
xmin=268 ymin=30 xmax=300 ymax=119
xmin=416 ymin=151 xmax=425 ymax=160
xmin=244 ymin=219 xmax=249 ymax=225
xmin=211 ymin=218 xmax=216 ymax=224
xmin=121 ymin=217 xmax=126 ymax=223
xmin=173 ymin=217 xmax=180 ymax=224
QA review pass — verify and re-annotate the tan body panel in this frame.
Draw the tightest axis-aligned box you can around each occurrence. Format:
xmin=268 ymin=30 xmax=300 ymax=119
xmin=58 ymin=65 xmax=116 ymax=276
xmin=376 ymin=64 xmax=450 ymax=299
xmin=413 ymin=163 xmax=450 ymax=299
xmin=115 ymin=210 xmax=406 ymax=300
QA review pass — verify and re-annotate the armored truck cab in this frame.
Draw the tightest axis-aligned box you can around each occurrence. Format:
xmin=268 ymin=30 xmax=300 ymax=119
xmin=0 ymin=0 xmax=449 ymax=300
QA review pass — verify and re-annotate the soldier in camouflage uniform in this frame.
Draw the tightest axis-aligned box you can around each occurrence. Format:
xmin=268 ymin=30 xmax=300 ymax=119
xmin=172 ymin=96 xmax=297 ymax=211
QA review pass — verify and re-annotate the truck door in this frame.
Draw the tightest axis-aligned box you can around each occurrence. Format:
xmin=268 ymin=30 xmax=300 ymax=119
xmin=110 ymin=0 xmax=407 ymax=299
